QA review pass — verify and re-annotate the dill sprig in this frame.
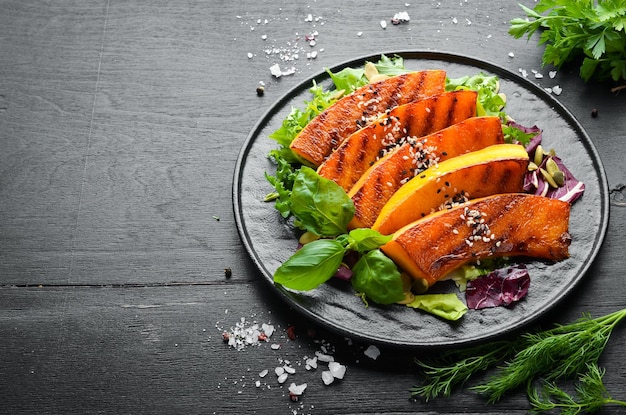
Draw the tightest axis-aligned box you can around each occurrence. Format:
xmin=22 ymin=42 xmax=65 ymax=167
xmin=411 ymin=340 xmax=514 ymax=401
xmin=529 ymin=363 xmax=626 ymax=415
xmin=412 ymin=308 xmax=626 ymax=412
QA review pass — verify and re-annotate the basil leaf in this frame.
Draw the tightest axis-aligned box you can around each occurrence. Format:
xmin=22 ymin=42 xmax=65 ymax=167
xmin=290 ymin=166 xmax=355 ymax=237
xmin=406 ymin=293 xmax=468 ymax=321
xmin=347 ymin=228 xmax=392 ymax=253
xmin=273 ymin=239 xmax=345 ymax=291
xmin=351 ymin=250 xmax=404 ymax=305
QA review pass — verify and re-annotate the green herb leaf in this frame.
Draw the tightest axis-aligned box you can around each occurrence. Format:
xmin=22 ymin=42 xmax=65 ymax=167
xmin=346 ymin=228 xmax=392 ymax=253
xmin=412 ymin=308 xmax=626 ymax=407
xmin=509 ymin=0 xmax=626 ymax=82
xmin=446 ymin=73 xmax=505 ymax=119
xmin=289 ymin=166 xmax=355 ymax=237
xmin=406 ymin=293 xmax=468 ymax=321
xmin=327 ymin=67 xmax=367 ymax=93
xmin=373 ymin=54 xmax=407 ymax=75
xmin=273 ymin=238 xmax=345 ymax=291
xmin=351 ymin=250 xmax=404 ymax=305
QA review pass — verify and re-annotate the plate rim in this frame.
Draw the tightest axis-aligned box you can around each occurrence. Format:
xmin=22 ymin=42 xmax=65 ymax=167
xmin=232 ymin=50 xmax=610 ymax=348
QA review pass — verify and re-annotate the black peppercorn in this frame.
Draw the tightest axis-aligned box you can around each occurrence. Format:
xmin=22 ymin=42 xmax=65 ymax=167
xmin=591 ymin=108 xmax=598 ymax=118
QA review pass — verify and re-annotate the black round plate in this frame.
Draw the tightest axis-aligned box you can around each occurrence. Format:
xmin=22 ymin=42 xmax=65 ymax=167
xmin=233 ymin=51 xmax=609 ymax=348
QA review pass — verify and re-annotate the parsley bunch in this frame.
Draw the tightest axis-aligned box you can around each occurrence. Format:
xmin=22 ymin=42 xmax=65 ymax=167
xmin=509 ymin=0 xmax=626 ymax=82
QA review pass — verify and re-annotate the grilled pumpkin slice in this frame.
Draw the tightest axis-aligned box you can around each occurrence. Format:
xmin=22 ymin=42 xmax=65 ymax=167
xmin=317 ymin=90 xmax=478 ymax=191
xmin=289 ymin=70 xmax=447 ymax=167
xmin=371 ymin=144 xmax=529 ymax=235
xmin=381 ymin=193 xmax=571 ymax=286
xmin=347 ymin=116 xmax=505 ymax=229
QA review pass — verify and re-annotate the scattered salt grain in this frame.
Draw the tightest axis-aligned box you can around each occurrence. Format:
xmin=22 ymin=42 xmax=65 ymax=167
xmin=508 ymin=52 xmax=514 ymax=58
xmin=364 ymin=345 xmax=381 ymax=360
xmin=321 ymin=371 xmax=334 ymax=385
xmin=262 ymin=323 xmax=275 ymax=337
xmin=357 ymin=31 xmax=363 ymax=37
xmin=315 ymin=351 xmax=334 ymax=362
xmin=277 ymin=373 xmax=289 ymax=384
xmin=380 ymin=20 xmax=387 ymax=29
xmin=519 ymin=68 xmax=528 ymax=78
xmin=271 ymin=343 xmax=281 ymax=350
xmin=261 ymin=34 xmax=267 ymax=40
xmin=259 ymin=369 xmax=269 ymax=378
xmin=549 ymin=70 xmax=557 ymax=79
xmin=275 ymin=367 xmax=285 ymax=376
xmin=305 ymin=13 xmax=313 ymax=22
xmin=534 ymin=72 xmax=544 ymax=79
xmin=288 ymin=382 xmax=308 ymax=396
xmin=305 ymin=357 xmax=318 ymax=370
xmin=269 ymin=64 xmax=282 ymax=77
xmin=452 ymin=17 xmax=458 ymax=24
xmin=247 ymin=52 xmax=253 ymax=59
xmin=269 ymin=64 xmax=296 ymax=78
xmin=552 ymin=85 xmax=562 ymax=95
xmin=284 ymin=366 xmax=296 ymax=374
xmin=391 ymin=11 xmax=410 ymax=25
xmin=328 ymin=362 xmax=346 ymax=380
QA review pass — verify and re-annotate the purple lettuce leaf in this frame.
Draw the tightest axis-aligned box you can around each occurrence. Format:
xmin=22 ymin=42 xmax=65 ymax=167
xmin=507 ymin=121 xmax=543 ymax=154
xmin=524 ymin=155 xmax=585 ymax=204
xmin=512 ymin=120 xmax=585 ymax=204
xmin=465 ymin=264 xmax=530 ymax=310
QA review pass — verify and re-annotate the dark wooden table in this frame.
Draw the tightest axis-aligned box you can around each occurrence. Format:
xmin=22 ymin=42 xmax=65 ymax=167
xmin=1 ymin=1 xmax=625 ymax=414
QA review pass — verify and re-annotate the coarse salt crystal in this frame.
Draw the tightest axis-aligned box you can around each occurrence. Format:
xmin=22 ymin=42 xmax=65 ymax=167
xmin=328 ymin=361 xmax=346 ymax=379
xmin=277 ymin=373 xmax=288 ymax=384
xmin=508 ymin=52 xmax=514 ymax=58
xmin=271 ymin=343 xmax=281 ymax=350
xmin=357 ymin=31 xmax=363 ymax=37
xmin=391 ymin=11 xmax=410 ymax=24
xmin=364 ymin=345 xmax=381 ymax=360
xmin=284 ymin=366 xmax=296 ymax=374
xmin=288 ymin=382 xmax=308 ymax=395
xmin=275 ymin=366 xmax=285 ymax=376
xmin=255 ymin=380 xmax=261 ymax=387
xmin=259 ymin=369 xmax=269 ymax=378
xmin=380 ymin=20 xmax=387 ymax=29
xmin=315 ymin=351 xmax=334 ymax=362
xmin=262 ymin=323 xmax=274 ymax=337
xmin=269 ymin=64 xmax=282 ymax=77
xmin=247 ymin=52 xmax=253 ymax=59
xmin=305 ymin=357 xmax=318 ymax=369
xmin=549 ymin=71 xmax=557 ymax=79
xmin=321 ymin=371 xmax=334 ymax=385
xmin=552 ymin=85 xmax=562 ymax=95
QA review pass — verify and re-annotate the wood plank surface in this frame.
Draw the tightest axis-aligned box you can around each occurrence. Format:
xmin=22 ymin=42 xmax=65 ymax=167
xmin=1 ymin=0 xmax=625 ymax=414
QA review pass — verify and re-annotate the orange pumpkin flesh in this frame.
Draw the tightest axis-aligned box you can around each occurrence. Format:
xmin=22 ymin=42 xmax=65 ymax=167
xmin=381 ymin=193 xmax=571 ymax=286
xmin=317 ymin=90 xmax=478 ymax=191
xmin=289 ymin=70 xmax=447 ymax=167
xmin=347 ymin=116 xmax=505 ymax=229
xmin=371 ymin=144 xmax=530 ymax=235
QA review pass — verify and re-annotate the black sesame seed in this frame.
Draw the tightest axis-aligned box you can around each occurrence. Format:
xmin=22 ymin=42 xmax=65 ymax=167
xmin=591 ymin=108 xmax=598 ymax=118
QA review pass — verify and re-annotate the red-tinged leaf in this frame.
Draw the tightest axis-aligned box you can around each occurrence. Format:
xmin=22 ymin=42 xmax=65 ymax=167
xmin=466 ymin=265 xmax=530 ymax=310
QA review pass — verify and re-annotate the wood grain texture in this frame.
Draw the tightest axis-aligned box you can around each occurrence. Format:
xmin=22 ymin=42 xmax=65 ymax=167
xmin=1 ymin=0 xmax=625 ymax=413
